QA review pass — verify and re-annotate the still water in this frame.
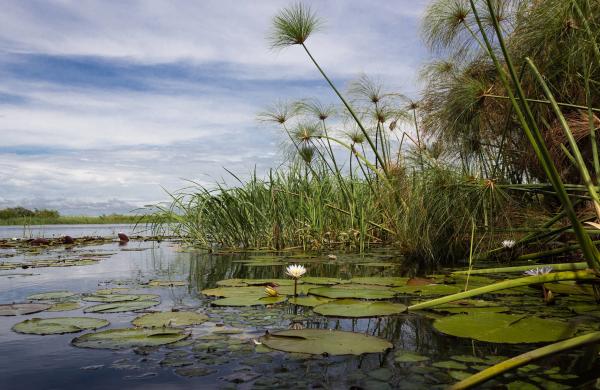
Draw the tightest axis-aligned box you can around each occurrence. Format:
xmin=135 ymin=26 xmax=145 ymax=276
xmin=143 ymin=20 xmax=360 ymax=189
xmin=0 ymin=224 xmax=142 ymax=239
xmin=0 ymin=234 xmax=598 ymax=389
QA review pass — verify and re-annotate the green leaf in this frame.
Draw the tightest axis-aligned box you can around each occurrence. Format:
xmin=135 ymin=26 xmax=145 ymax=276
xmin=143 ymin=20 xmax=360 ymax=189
xmin=84 ymin=300 xmax=160 ymax=313
xmin=13 ymin=317 xmax=109 ymax=335
xmin=132 ymin=311 xmax=209 ymax=328
xmin=27 ymin=291 xmax=76 ymax=300
xmin=47 ymin=302 xmax=82 ymax=312
xmin=313 ymin=299 xmax=406 ymax=317
xmin=260 ymin=329 xmax=392 ymax=355
xmin=82 ymin=294 xmax=159 ymax=303
xmin=72 ymin=328 xmax=188 ymax=349
xmin=349 ymin=277 xmax=409 ymax=286
xmin=309 ymin=286 xmax=396 ymax=300
xmin=393 ymin=284 xmax=461 ymax=296
xmin=211 ymin=296 xmax=286 ymax=307
xmin=433 ymin=313 xmax=576 ymax=343
xmin=288 ymin=295 xmax=333 ymax=307
xmin=0 ymin=303 xmax=51 ymax=316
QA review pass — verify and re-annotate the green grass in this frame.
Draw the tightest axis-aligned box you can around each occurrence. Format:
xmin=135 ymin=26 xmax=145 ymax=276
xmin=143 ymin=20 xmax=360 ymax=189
xmin=0 ymin=214 xmax=150 ymax=226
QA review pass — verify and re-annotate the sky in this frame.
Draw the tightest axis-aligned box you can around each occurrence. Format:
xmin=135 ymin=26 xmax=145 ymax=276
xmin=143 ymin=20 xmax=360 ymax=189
xmin=0 ymin=0 xmax=430 ymax=215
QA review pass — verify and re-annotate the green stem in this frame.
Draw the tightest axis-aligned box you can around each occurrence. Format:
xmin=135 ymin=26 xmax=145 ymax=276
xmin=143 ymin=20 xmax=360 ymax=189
xmin=482 ymin=94 xmax=600 ymax=113
xmin=451 ymin=331 xmax=600 ymax=389
xmin=452 ymin=262 xmax=588 ymax=275
xmin=408 ymin=270 xmax=596 ymax=311
xmin=301 ymin=43 xmax=388 ymax=176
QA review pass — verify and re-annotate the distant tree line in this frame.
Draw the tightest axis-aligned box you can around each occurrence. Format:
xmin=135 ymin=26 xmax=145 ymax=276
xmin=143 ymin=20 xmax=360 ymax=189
xmin=0 ymin=207 xmax=60 ymax=220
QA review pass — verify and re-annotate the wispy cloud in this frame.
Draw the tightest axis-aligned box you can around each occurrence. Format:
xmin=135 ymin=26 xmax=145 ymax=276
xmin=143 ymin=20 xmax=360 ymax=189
xmin=0 ymin=0 xmax=428 ymax=214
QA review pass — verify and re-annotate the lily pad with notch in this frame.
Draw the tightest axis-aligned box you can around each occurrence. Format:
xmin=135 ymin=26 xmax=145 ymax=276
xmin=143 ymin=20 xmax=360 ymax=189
xmin=0 ymin=303 xmax=51 ymax=316
xmin=27 ymin=291 xmax=76 ymax=300
xmin=13 ymin=317 xmax=109 ymax=335
xmin=72 ymin=328 xmax=188 ymax=349
xmin=433 ymin=312 xmax=576 ymax=343
xmin=313 ymin=299 xmax=407 ymax=317
xmin=260 ymin=329 xmax=392 ymax=356
xmin=132 ymin=311 xmax=209 ymax=328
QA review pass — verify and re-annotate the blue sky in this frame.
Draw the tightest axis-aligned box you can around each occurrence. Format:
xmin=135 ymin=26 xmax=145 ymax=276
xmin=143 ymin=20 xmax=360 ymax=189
xmin=0 ymin=0 xmax=429 ymax=215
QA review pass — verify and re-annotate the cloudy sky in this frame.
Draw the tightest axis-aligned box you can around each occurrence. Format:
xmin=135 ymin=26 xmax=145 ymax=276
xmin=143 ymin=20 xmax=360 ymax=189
xmin=0 ymin=0 xmax=429 ymax=215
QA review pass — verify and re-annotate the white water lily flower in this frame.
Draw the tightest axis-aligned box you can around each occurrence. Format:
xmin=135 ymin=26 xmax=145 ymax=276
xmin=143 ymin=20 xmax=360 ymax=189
xmin=252 ymin=339 xmax=262 ymax=345
xmin=523 ymin=266 xmax=553 ymax=276
xmin=285 ymin=264 xmax=306 ymax=279
xmin=502 ymin=240 xmax=516 ymax=248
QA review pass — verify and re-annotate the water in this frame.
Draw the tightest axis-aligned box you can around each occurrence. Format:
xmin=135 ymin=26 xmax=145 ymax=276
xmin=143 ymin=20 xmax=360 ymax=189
xmin=0 ymin=232 xmax=598 ymax=389
xmin=0 ymin=224 xmax=141 ymax=239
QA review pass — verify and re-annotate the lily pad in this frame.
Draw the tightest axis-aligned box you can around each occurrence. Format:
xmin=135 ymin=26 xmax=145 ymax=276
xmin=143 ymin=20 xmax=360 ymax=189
xmin=132 ymin=311 xmax=209 ymax=328
xmin=392 ymin=284 xmax=461 ymax=296
xmin=13 ymin=317 xmax=109 ymax=335
xmin=309 ymin=286 xmax=396 ymax=300
xmin=147 ymin=280 xmax=187 ymax=287
xmin=349 ymin=277 xmax=408 ymax=286
xmin=84 ymin=300 xmax=160 ymax=313
xmin=301 ymin=277 xmax=348 ymax=285
xmin=0 ymin=303 xmax=51 ymax=316
xmin=289 ymin=296 xmax=333 ymax=307
xmin=433 ymin=312 xmax=576 ymax=343
xmin=241 ymin=279 xmax=296 ymax=286
xmin=544 ymin=282 xmax=595 ymax=296
xmin=430 ymin=299 xmax=510 ymax=314
xmin=260 ymin=329 xmax=392 ymax=356
xmin=47 ymin=302 xmax=82 ymax=312
xmin=201 ymin=286 xmax=265 ymax=297
xmin=394 ymin=351 xmax=429 ymax=363
xmin=27 ymin=291 xmax=76 ymax=300
xmin=313 ymin=299 xmax=407 ymax=317
xmin=211 ymin=296 xmax=286 ymax=307
xmin=216 ymin=279 xmax=248 ymax=287
xmin=72 ymin=328 xmax=188 ymax=349
xmin=82 ymin=294 xmax=159 ymax=303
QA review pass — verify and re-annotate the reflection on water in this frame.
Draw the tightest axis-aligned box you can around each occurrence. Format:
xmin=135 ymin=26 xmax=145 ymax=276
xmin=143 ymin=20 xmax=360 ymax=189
xmin=0 ymin=239 xmax=597 ymax=389
xmin=0 ymin=224 xmax=143 ymax=239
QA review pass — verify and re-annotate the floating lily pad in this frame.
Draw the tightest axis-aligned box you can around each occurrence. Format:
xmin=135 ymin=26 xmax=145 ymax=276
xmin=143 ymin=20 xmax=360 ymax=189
xmin=72 ymin=328 xmax=188 ymax=349
xmin=349 ymin=277 xmax=409 ymax=286
xmin=394 ymin=350 xmax=429 ymax=363
xmin=430 ymin=300 xmax=510 ymax=314
xmin=0 ymin=303 xmax=51 ymax=316
xmin=392 ymin=284 xmax=461 ymax=296
xmin=27 ymin=291 xmax=76 ymax=300
xmin=309 ymin=286 xmax=396 ymax=300
xmin=356 ymin=262 xmax=397 ymax=267
xmin=82 ymin=294 xmax=159 ymax=303
xmin=211 ymin=296 xmax=286 ymax=307
xmin=132 ymin=311 xmax=209 ymax=328
xmin=84 ymin=300 xmax=160 ymax=313
xmin=301 ymin=277 xmax=348 ymax=285
xmin=289 ymin=296 xmax=333 ymax=307
xmin=570 ymin=304 xmax=600 ymax=317
xmin=260 ymin=329 xmax=392 ymax=356
xmin=13 ymin=317 xmax=109 ymax=335
xmin=201 ymin=286 xmax=265 ymax=297
xmin=241 ymin=279 xmax=296 ymax=286
xmin=147 ymin=280 xmax=187 ymax=287
xmin=433 ymin=360 xmax=468 ymax=370
xmin=433 ymin=313 xmax=576 ymax=343
xmin=313 ymin=299 xmax=406 ymax=317
xmin=216 ymin=279 xmax=248 ymax=287
xmin=47 ymin=302 xmax=82 ymax=312
xmin=544 ymin=282 xmax=595 ymax=296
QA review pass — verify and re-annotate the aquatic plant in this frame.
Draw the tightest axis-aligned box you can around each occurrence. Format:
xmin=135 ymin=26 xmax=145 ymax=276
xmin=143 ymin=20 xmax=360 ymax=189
xmin=285 ymin=264 xmax=306 ymax=297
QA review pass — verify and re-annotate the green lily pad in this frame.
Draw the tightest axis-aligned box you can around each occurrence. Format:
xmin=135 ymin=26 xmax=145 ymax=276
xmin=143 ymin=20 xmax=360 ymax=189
xmin=82 ymin=294 xmax=159 ymax=303
xmin=260 ymin=329 xmax=392 ymax=355
xmin=433 ymin=360 xmax=468 ymax=370
xmin=84 ymin=300 xmax=160 ymax=313
xmin=394 ymin=350 xmax=429 ymax=363
xmin=301 ymin=277 xmax=347 ymax=285
xmin=241 ymin=279 xmax=296 ymax=286
xmin=201 ymin=286 xmax=266 ymax=297
xmin=433 ymin=313 xmax=576 ymax=343
xmin=570 ymin=304 xmax=600 ymax=317
xmin=211 ymin=296 xmax=286 ymax=307
xmin=147 ymin=280 xmax=187 ymax=287
xmin=132 ymin=311 xmax=209 ymax=328
xmin=47 ymin=302 xmax=82 ymax=312
xmin=13 ymin=317 xmax=109 ymax=335
xmin=313 ymin=299 xmax=407 ymax=317
xmin=431 ymin=300 xmax=510 ymax=314
xmin=0 ymin=303 xmax=51 ymax=316
xmin=544 ymin=282 xmax=595 ymax=296
xmin=27 ymin=291 xmax=76 ymax=300
xmin=309 ymin=286 xmax=396 ymax=300
xmin=392 ymin=284 xmax=461 ymax=296
xmin=215 ymin=279 xmax=248 ymax=287
xmin=356 ymin=262 xmax=397 ymax=267
xmin=289 ymin=296 xmax=333 ymax=307
xmin=349 ymin=277 xmax=409 ymax=286
xmin=72 ymin=328 xmax=188 ymax=350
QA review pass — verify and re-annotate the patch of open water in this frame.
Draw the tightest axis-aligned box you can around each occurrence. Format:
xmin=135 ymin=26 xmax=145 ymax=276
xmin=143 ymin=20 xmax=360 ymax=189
xmin=0 ymin=239 xmax=598 ymax=389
